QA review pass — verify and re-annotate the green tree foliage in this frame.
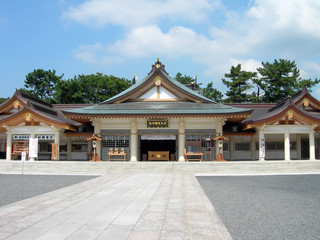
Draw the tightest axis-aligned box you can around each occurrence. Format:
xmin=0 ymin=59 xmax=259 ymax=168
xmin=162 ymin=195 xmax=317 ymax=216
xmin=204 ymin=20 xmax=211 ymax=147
xmin=54 ymin=73 xmax=132 ymax=103
xmin=175 ymin=72 xmax=194 ymax=84
xmin=256 ymin=59 xmax=320 ymax=102
xmin=222 ymin=64 xmax=257 ymax=103
xmin=203 ymin=82 xmax=223 ymax=102
xmin=0 ymin=97 xmax=9 ymax=104
xmin=54 ymin=79 xmax=83 ymax=104
xmin=22 ymin=69 xmax=63 ymax=103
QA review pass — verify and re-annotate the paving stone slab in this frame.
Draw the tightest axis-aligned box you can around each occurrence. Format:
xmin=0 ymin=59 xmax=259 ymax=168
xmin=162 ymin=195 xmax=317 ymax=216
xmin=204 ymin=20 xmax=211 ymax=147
xmin=0 ymin=174 xmax=232 ymax=240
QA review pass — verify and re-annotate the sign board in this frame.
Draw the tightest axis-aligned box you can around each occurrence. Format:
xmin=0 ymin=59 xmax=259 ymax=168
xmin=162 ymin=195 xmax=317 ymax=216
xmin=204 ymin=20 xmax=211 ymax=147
xmin=36 ymin=135 xmax=54 ymax=140
xmin=21 ymin=152 xmax=26 ymax=161
xmin=147 ymin=119 xmax=169 ymax=128
xmin=29 ymin=138 xmax=38 ymax=158
xmin=51 ymin=143 xmax=58 ymax=160
xmin=260 ymin=137 xmax=265 ymax=158
xmin=141 ymin=135 xmax=176 ymax=140
xmin=13 ymin=135 xmax=30 ymax=140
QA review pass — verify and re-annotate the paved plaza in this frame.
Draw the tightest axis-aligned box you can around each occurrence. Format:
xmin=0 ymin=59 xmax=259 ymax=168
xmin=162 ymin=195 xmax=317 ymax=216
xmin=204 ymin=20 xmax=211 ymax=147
xmin=0 ymin=174 xmax=231 ymax=240
xmin=1 ymin=168 xmax=320 ymax=240
xmin=198 ymin=174 xmax=320 ymax=240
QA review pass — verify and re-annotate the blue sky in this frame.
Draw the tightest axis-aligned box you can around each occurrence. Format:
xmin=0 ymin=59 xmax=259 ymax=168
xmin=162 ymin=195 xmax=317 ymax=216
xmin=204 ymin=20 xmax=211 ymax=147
xmin=1 ymin=0 xmax=320 ymax=99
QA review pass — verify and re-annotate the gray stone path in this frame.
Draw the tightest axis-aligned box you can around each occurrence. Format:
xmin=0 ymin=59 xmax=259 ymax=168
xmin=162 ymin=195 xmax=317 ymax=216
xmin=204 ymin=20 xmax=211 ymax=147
xmin=0 ymin=174 xmax=231 ymax=240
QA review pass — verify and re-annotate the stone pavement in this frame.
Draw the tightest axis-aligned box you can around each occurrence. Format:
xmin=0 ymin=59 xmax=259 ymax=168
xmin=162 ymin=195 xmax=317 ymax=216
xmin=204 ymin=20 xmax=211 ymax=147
xmin=0 ymin=174 xmax=232 ymax=240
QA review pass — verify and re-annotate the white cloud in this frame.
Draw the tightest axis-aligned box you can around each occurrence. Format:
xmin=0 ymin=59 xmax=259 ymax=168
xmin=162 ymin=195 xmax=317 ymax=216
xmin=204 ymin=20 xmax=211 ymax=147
xmin=62 ymin=0 xmax=219 ymax=28
xmin=69 ymin=0 xmax=320 ymax=89
xmin=108 ymin=25 xmax=211 ymax=57
xmin=301 ymin=61 xmax=320 ymax=77
xmin=73 ymin=43 xmax=124 ymax=65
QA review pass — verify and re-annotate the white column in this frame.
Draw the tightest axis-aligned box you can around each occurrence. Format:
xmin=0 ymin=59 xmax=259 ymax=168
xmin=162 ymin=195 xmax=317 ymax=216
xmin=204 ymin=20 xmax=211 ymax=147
xmin=296 ymin=135 xmax=301 ymax=160
xmin=54 ymin=131 xmax=60 ymax=161
xmin=67 ymin=137 xmax=72 ymax=160
xmin=309 ymin=131 xmax=315 ymax=160
xmin=259 ymin=130 xmax=265 ymax=161
xmin=6 ymin=132 xmax=12 ymax=161
xmin=251 ymin=136 xmax=256 ymax=161
xmin=178 ymin=119 xmax=185 ymax=162
xmin=130 ymin=119 xmax=138 ymax=161
xmin=284 ymin=131 xmax=290 ymax=161
xmin=94 ymin=119 xmax=101 ymax=160
xmin=229 ymin=136 xmax=234 ymax=161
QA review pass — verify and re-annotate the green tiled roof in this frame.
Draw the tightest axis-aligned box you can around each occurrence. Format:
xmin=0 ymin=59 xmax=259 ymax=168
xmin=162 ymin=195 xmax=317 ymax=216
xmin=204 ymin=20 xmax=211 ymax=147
xmin=64 ymin=102 xmax=252 ymax=116
xmin=101 ymin=68 xmax=214 ymax=104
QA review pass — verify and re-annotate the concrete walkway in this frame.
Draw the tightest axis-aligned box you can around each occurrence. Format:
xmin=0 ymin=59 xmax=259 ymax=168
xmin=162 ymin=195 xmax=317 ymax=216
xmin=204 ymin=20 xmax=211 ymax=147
xmin=0 ymin=174 xmax=232 ymax=240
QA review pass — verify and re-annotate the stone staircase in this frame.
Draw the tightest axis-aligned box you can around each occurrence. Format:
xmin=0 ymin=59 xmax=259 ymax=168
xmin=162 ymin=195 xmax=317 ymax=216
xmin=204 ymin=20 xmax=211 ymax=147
xmin=1 ymin=160 xmax=320 ymax=175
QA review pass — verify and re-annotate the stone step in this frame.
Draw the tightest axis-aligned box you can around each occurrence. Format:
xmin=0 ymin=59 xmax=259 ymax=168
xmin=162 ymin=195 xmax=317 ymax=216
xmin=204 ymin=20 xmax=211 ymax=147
xmin=1 ymin=160 xmax=320 ymax=175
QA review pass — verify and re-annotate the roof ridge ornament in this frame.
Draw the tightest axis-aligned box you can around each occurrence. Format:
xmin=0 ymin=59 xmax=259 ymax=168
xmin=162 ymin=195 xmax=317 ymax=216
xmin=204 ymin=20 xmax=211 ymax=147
xmin=149 ymin=58 xmax=168 ymax=75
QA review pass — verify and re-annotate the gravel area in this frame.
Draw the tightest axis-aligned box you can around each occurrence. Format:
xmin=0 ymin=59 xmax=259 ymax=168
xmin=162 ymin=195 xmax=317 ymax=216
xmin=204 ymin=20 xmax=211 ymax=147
xmin=197 ymin=174 xmax=320 ymax=240
xmin=0 ymin=174 xmax=98 ymax=207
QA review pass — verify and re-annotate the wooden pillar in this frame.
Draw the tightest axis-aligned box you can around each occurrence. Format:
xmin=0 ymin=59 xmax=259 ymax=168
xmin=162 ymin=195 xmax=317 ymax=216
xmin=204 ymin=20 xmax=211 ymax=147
xmin=54 ymin=131 xmax=60 ymax=161
xmin=67 ymin=137 xmax=72 ymax=160
xmin=178 ymin=119 xmax=185 ymax=162
xmin=130 ymin=119 xmax=138 ymax=161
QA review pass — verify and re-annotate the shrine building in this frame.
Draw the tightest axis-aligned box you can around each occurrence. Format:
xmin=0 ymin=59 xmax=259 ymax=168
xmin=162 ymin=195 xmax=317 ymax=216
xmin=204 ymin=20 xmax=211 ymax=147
xmin=1 ymin=59 xmax=320 ymax=162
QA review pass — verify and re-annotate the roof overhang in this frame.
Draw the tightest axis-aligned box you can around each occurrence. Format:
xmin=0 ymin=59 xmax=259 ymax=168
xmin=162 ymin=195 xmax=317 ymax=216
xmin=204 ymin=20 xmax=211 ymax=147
xmin=0 ymin=107 xmax=77 ymax=131
xmin=244 ymin=104 xmax=320 ymax=131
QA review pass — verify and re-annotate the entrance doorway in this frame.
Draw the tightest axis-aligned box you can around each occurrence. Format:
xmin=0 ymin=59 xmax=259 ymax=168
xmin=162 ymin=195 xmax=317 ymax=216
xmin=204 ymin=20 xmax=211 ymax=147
xmin=301 ymin=138 xmax=310 ymax=159
xmin=140 ymin=135 xmax=176 ymax=161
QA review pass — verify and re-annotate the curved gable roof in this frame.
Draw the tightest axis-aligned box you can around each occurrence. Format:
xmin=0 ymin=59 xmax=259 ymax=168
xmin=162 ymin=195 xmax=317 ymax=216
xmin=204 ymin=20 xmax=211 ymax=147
xmin=243 ymin=98 xmax=320 ymax=130
xmin=101 ymin=60 xmax=214 ymax=104
xmin=0 ymin=105 xmax=77 ymax=130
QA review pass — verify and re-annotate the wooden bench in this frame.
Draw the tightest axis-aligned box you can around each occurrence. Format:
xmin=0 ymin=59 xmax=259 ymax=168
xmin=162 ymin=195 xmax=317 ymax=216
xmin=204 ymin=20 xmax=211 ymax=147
xmin=184 ymin=148 xmax=203 ymax=161
xmin=108 ymin=148 xmax=127 ymax=161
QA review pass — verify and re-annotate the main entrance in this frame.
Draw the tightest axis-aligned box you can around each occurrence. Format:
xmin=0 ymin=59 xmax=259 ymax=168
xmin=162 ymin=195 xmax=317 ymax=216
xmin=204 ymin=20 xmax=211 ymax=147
xmin=140 ymin=135 xmax=176 ymax=161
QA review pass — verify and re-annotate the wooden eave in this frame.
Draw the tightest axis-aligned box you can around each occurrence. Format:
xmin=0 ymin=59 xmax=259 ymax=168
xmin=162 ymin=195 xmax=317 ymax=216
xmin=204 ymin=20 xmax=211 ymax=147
xmin=0 ymin=95 xmax=25 ymax=114
xmin=65 ymin=132 xmax=94 ymax=138
xmin=224 ymin=132 xmax=255 ymax=137
xmin=0 ymin=108 xmax=77 ymax=131
xmin=66 ymin=112 xmax=251 ymax=121
xmin=295 ymin=92 xmax=320 ymax=110
xmin=244 ymin=105 xmax=320 ymax=130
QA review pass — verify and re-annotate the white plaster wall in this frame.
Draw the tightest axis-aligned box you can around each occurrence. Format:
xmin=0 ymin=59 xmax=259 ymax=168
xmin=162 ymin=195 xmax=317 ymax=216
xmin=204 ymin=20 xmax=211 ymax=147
xmin=184 ymin=118 xmax=216 ymax=130
xmin=100 ymin=119 xmax=131 ymax=130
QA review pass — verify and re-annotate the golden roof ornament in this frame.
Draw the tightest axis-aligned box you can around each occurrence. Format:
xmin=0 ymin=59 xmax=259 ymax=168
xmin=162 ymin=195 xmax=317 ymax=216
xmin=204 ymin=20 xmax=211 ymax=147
xmin=156 ymin=58 xmax=161 ymax=68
